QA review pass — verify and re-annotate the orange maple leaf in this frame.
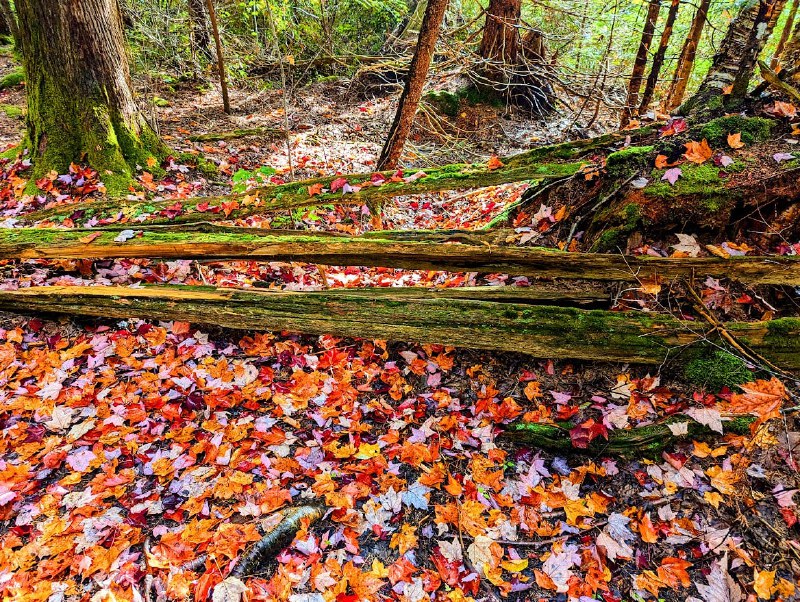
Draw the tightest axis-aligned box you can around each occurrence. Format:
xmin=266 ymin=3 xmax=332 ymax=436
xmin=308 ymin=182 xmax=324 ymax=196
xmin=654 ymin=154 xmax=670 ymax=169
xmin=656 ymin=557 xmax=692 ymax=589
xmin=728 ymin=377 xmax=786 ymax=422
xmin=727 ymin=132 xmax=745 ymax=149
xmin=389 ymin=523 xmax=418 ymax=555
xmin=487 ymin=155 xmax=504 ymax=170
xmin=683 ymin=139 xmax=713 ymax=164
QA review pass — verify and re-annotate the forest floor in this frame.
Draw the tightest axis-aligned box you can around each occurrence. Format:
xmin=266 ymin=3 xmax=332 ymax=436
xmin=0 ymin=57 xmax=799 ymax=602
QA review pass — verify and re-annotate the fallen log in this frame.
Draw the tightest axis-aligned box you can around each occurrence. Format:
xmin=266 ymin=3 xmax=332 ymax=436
xmin=0 ymin=226 xmax=798 ymax=286
xmin=0 ymin=285 xmax=797 ymax=368
xmin=24 ymin=157 xmax=583 ymax=226
xmin=187 ymin=127 xmax=286 ymax=142
xmin=499 ymin=415 xmax=757 ymax=457
xmin=23 ymin=127 xmax=656 ymax=226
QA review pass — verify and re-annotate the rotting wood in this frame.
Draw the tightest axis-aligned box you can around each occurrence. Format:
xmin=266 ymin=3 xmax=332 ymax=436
xmin=23 ymin=127 xmax=654 ymax=225
xmin=0 ymin=285 xmax=797 ymax=369
xmin=0 ymin=226 xmax=798 ymax=286
xmin=499 ymin=415 xmax=757 ymax=457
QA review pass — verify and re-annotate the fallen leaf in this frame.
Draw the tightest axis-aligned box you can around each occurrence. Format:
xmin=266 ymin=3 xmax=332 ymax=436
xmin=753 ymin=568 xmax=775 ymax=600
xmin=727 ymin=132 xmax=745 ymax=149
xmin=662 ymin=167 xmax=682 ymax=185
xmin=684 ymin=139 xmax=713 ymax=164
xmin=773 ymin=152 xmax=795 ymax=163
xmin=671 ymin=233 xmax=701 ymax=257
xmin=487 ymin=155 xmax=504 ymax=170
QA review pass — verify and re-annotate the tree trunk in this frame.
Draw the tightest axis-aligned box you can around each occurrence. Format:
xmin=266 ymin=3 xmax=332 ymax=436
xmin=638 ymin=0 xmax=680 ymax=115
xmin=187 ymin=0 xmax=215 ymax=63
xmin=771 ymin=0 xmax=799 ymax=67
xmin=621 ymin=0 xmax=661 ymax=127
xmin=479 ymin=0 xmax=522 ymax=65
xmin=14 ymin=0 xmax=166 ymax=193
xmin=0 ymin=0 xmax=20 ymax=51
xmin=377 ymin=0 xmax=449 ymax=170
xmin=662 ymin=0 xmax=711 ymax=112
xmin=681 ymin=0 xmax=787 ymax=114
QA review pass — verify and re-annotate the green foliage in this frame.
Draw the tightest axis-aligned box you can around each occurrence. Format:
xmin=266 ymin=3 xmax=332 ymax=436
xmin=684 ymin=351 xmax=754 ymax=391
xmin=231 ymin=165 xmax=277 ymax=193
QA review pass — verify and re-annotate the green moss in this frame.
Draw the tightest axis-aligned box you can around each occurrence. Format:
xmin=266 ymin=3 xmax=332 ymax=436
xmin=152 ymin=96 xmax=171 ymax=108
xmin=684 ymin=351 xmax=753 ymax=391
xmin=0 ymin=145 xmax=19 ymax=160
xmin=591 ymin=227 xmax=626 ymax=252
xmin=697 ymin=116 xmax=775 ymax=146
xmin=177 ymin=152 xmax=218 ymax=176
xmin=646 ymin=162 xmax=744 ymax=200
xmin=424 ymin=90 xmax=460 ymax=117
xmin=0 ymin=68 xmax=24 ymax=90
xmin=0 ymin=104 xmax=22 ymax=118
xmin=606 ymin=145 xmax=654 ymax=168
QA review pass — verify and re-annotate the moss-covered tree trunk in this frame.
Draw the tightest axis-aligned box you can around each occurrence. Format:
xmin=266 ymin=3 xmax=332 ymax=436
xmin=15 ymin=0 xmax=166 ymax=193
xmin=680 ymin=0 xmax=786 ymax=114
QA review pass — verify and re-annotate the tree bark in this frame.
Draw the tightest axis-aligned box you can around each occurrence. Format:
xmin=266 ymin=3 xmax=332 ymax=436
xmin=0 ymin=285 xmax=797 ymax=369
xmin=621 ymin=0 xmax=661 ymax=127
xmin=377 ymin=0 xmax=449 ymax=170
xmin=771 ymin=0 xmax=799 ymax=67
xmin=638 ymin=0 xmax=680 ymax=115
xmin=663 ymin=0 xmax=711 ymax=112
xmin=187 ymin=0 xmax=215 ymax=63
xmin=682 ymin=0 xmax=787 ymax=114
xmin=14 ymin=0 xmax=166 ymax=192
xmin=479 ymin=0 xmax=522 ymax=65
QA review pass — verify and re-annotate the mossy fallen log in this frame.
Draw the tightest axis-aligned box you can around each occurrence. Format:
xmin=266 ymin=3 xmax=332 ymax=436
xmin=0 ymin=285 xmax=797 ymax=369
xmin=187 ymin=127 xmax=286 ymax=142
xmin=24 ymin=157 xmax=584 ymax=226
xmin=0 ymin=225 xmax=797 ymax=286
xmin=499 ymin=415 xmax=757 ymax=457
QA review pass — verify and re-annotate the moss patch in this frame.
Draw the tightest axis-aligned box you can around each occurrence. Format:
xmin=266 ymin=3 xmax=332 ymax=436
xmin=0 ymin=68 xmax=24 ymax=90
xmin=697 ymin=116 xmax=775 ymax=147
xmin=0 ymin=104 xmax=23 ymax=118
xmin=684 ymin=351 xmax=753 ymax=391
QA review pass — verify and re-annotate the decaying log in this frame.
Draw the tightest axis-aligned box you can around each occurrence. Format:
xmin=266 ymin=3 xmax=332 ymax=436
xmin=499 ymin=415 xmax=757 ymax=457
xmin=0 ymin=226 xmax=797 ymax=286
xmin=23 ymin=128 xmax=653 ymax=226
xmin=0 ymin=285 xmax=797 ymax=368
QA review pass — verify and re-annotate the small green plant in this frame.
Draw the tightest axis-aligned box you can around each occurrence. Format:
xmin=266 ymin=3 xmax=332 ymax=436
xmin=684 ymin=351 xmax=753 ymax=391
xmin=231 ymin=165 xmax=277 ymax=193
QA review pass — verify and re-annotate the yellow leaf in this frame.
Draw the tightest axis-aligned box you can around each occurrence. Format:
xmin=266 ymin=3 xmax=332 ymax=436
xmin=501 ymin=559 xmax=529 ymax=572
xmin=369 ymin=558 xmax=389 ymax=578
xmin=355 ymin=442 xmax=380 ymax=459
xmin=703 ymin=491 xmax=723 ymax=508
xmin=754 ymin=568 xmax=776 ymax=599
xmin=146 ymin=156 xmax=158 ymax=168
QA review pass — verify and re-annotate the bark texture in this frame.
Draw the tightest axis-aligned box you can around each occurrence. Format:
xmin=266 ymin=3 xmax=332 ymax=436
xmin=621 ymin=0 xmax=661 ymax=127
xmin=771 ymin=0 xmax=799 ymax=67
xmin=638 ymin=0 xmax=680 ymax=115
xmin=187 ymin=0 xmax=214 ymax=63
xmin=663 ymin=0 xmax=711 ymax=112
xmin=378 ymin=0 xmax=449 ymax=170
xmin=15 ymin=0 xmax=165 ymax=192
xmin=479 ymin=0 xmax=522 ymax=65
xmin=682 ymin=0 xmax=786 ymax=114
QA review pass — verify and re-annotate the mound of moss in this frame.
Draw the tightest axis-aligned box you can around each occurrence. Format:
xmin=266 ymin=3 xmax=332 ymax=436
xmin=0 ymin=68 xmax=24 ymax=90
xmin=696 ymin=115 xmax=774 ymax=146
xmin=684 ymin=350 xmax=753 ymax=391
